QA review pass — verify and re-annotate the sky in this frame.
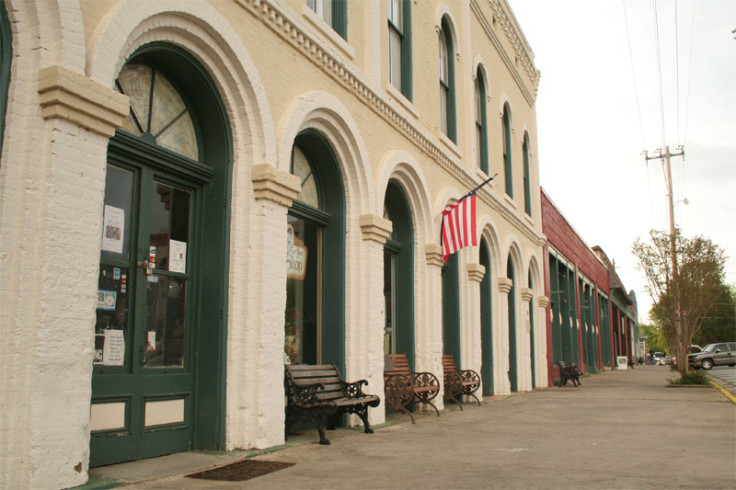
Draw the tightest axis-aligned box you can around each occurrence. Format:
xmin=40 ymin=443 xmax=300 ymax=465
xmin=506 ymin=0 xmax=736 ymax=323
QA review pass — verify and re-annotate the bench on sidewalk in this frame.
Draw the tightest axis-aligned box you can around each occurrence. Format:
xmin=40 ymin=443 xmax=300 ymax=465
xmin=557 ymin=360 xmax=581 ymax=387
xmin=284 ymin=364 xmax=380 ymax=445
xmin=442 ymin=355 xmax=481 ymax=409
xmin=384 ymin=353 xmax=441 ymax=423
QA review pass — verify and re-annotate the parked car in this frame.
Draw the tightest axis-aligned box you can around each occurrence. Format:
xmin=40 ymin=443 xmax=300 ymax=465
xmin=652 ymin=352 xmax=668 ymax=366
xmin=688 ymin=342 xmax=736 ymax=370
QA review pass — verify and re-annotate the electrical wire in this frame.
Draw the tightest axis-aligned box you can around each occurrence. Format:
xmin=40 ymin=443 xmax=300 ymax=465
xmin=653 ymin=0 xmax=666 ymax=146
xmin=622 ymin=0 xmax=647 ymax=150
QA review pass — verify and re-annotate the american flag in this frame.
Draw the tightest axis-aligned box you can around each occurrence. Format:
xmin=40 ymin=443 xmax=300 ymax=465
xmin=441 ymin=193 xmax=477 ymax=261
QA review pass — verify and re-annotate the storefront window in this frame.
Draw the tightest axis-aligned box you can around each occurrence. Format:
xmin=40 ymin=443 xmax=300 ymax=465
xmin=285 ymin=215 xmax=319 ymax=364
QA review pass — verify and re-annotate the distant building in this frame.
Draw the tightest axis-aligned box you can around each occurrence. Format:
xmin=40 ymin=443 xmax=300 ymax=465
xmin=541 ymin=190 xmax=638 ymax=384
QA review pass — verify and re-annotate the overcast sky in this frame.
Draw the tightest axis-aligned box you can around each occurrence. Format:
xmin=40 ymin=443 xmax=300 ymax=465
xmin=506 ymin=0 xmax=736 ymax=323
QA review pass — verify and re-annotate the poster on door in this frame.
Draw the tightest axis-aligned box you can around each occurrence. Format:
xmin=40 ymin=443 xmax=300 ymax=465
xmin=101 ymin=205 xmax=124 ymax=254
xmin=286 ymin=225 xmax=308 ymax=280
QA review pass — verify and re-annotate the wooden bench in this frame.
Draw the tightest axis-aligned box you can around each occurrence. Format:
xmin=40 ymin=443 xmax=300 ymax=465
xmin=284 ymin=364 xmax=380 ymax=445
xmin=442 ymin=355 xmax=481 ymax=409
xmin=557 ymin=360 xmax=581 ymax=387
xmin=384 ymin=353 xmax=440 ymax=423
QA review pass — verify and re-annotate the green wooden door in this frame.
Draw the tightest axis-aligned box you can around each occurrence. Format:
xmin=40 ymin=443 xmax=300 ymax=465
xmin=90 ymin=60 xmax=214 ymax=467
xmin=90 ymin=159 xmax=202 ymax=466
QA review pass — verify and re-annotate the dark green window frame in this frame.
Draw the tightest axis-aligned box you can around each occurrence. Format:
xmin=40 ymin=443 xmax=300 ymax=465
xmin=439 ymin=17 xmax=456 ymax=143
xmin=475 ymin=70 xmax=488 ymax=174
xmin=388 ymin=0 xmax=412 ymax=100
xmin=502 ymin=105 xmax=512 ymax=197
xmin=307 ymin=0 xmax=347 ymax=40
xmin=522 ymin=133 xmax=531 ymax=215
xmin=0 ymin=0 xmax=11 ymax=158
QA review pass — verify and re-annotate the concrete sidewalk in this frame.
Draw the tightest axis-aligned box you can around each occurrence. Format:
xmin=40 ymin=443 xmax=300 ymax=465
xmin=87 ymin=367 xmax=736 ymax=489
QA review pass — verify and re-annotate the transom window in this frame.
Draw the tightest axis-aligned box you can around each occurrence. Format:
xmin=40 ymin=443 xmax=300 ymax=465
xmin=116 ymin=64 xmax=199 ymax=161
xmin=291 ymin=146 xmax=319 ymax=208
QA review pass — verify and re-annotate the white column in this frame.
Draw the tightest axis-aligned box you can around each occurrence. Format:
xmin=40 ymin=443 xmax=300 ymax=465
xmin=496 ymin=277 xmax=513 ymax=394
xmin=519 ymin=287 xmax=534 ymax=392
xmin=355 ymin=213 xmax=392 ymax=427
xmin=465 ymin=262 xmax=485 ymax=399
xmin=421 ymin=244 xmax=445 ymax=410
xmin=536 ymin=295 xmax=551 ymax=387
xmin=0 ymin=66 xmax=127 ymax=489
xmin=226 ymin=165 xmax=300 ymax=450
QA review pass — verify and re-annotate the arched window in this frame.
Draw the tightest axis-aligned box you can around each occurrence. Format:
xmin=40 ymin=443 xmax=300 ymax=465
xmin=439 ymin=18 xmax=456 ymax=142
xmin=383 ymin=180 xmax=414 ymax=359
xmin=285 ymin=132 xmax=345 ymax=369
xmin=523 ymin=132 xmax=532 ymax=216
xmin=502 ymin=104 xmax=513 ymax=197
xmin=388 ymin=0 xmax=412 ymax=99
xmin=475 ymin=70 xmax=488 ymax=174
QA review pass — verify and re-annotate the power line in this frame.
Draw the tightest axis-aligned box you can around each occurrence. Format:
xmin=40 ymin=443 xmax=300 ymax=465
xmin=653 ymin=0 xmax=667 ymax=146
xmin=622 ymin=0 xmax=647 ymax=150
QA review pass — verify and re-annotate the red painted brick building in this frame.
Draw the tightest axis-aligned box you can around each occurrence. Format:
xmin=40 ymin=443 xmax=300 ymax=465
xmin=541 ymin=189 xmax=638 ymax=386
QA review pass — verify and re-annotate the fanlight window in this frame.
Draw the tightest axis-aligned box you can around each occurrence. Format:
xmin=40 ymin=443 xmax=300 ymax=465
xmin=291 ymin=146 xmax=319 ymax=208
xmin=116 ymin=64 xmax=199 ymax=161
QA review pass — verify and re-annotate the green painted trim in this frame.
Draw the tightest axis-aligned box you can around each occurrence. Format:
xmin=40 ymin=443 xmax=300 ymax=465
xmin=400 ymin=0 xmax=412 ymax=100
xmin=480 ymin=240 xmax=494 ymax=395
xmin=385 ymin=181 xmax=415 ymax=363
xmin=332 ymin=0 xmax=347 ymax=39
xmin=441 ymin=18 xmax=456 ymax=143
xmin=523 ymin=135 xmax=531 ymax=216
xmin=503 ymin=106 xmax=513 ymax=197
xmin=0 ymin=0 xmax=11 ymax=157
xmin=442 ymin=254 xmax=461 ymax=363
xmin=476 ymin=72 xmax=489 ymax=174
xmin=507 ymin=257 xmax=517 ymax=392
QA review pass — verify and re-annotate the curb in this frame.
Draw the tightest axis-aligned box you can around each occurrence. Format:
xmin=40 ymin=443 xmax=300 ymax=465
xmin=709 ymin=380 xmax=736 ymax=404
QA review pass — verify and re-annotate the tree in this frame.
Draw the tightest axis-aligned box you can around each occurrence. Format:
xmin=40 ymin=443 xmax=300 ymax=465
xmin=693 ymin=283 xmax=736 ymax=346
xmin=632 ymin=230 xmax=726 ymax=379
xmin=638 ymin=323 xmax=667 ymax=353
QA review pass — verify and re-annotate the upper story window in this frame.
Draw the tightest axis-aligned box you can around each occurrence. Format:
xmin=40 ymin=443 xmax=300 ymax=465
xmin=388 ymin=0 xmax=412 ymax=99
xmin=523 ymin=132 xmax=532 ymax=216
xmin=116 ymin=64 xmax=199 ymax=161
xmin=475 ymin=70 xmax=488 ymax=174
xmin=502 ymin=104 xmax=512 ymax=197
xmin=307 ymin=0 xmax=347 ymax=40
xmin=438 ymin=18 xmax=455 ymax=142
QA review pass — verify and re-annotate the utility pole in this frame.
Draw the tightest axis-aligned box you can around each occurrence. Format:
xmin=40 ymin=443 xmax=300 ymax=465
xmin=644 ymin=145 xmax=685 ymax=370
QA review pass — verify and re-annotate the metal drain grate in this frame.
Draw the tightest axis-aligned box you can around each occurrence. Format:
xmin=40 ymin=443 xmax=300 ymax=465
xmin=187 ymin=459 xmax=295 ymax=482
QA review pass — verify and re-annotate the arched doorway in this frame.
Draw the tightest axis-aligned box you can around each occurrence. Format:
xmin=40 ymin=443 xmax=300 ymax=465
xmin=479 ymin=238 xmax=494 ymax=396
xmin=90 ymin=44 xmax=232 ymax=466
xmin=284 ymin=131 xmax=345 ymax=371
xmin=383 ymin=180 xmax=415 ymax=362
xmin=507 ymin=256 xmax=517 ymax=392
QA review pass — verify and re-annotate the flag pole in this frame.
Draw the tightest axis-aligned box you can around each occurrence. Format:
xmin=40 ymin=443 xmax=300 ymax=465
xmin=440 ymin=173 xmax=497 ymax=252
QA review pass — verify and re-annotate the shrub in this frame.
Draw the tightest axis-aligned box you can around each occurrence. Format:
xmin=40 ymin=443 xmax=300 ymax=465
xmin=668 ymin=370 xmax=710 ymax=385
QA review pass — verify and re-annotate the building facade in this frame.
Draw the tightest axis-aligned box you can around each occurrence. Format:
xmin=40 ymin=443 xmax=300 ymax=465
xmin=0 ymin=0 xmax=549 ymax=487
xmin=541 ymin=189 xmax=638 ymax=385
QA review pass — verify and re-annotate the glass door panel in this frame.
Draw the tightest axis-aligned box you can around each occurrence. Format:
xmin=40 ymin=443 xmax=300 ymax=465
xmin=144 ymin=181 xmax=191 ymax=369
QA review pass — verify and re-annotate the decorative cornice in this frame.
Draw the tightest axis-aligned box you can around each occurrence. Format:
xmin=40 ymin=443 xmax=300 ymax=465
xmin=470 ymin=0 xmax=538 ymax=106
xmin=37 ymin=65 xmax=129 ymax=137
xmin=536 ymin=295 xmax=550 ymax=308
xmin=425 ymin=244 xmax=444 ymax=268
xmin=359 ymin=214 xmax=393 ymax=244
xmin=236 ymin=0 xmax=545 ymax=247
xmin=520 ymin=287 xmax=533 ymax=301
xmin=498 ymin=276 xmax=513 ymax=294
xmin=467 ymin=262 xmax=486 ymax=282
xmin=251 ymin=164 xmax=301 ymax=207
